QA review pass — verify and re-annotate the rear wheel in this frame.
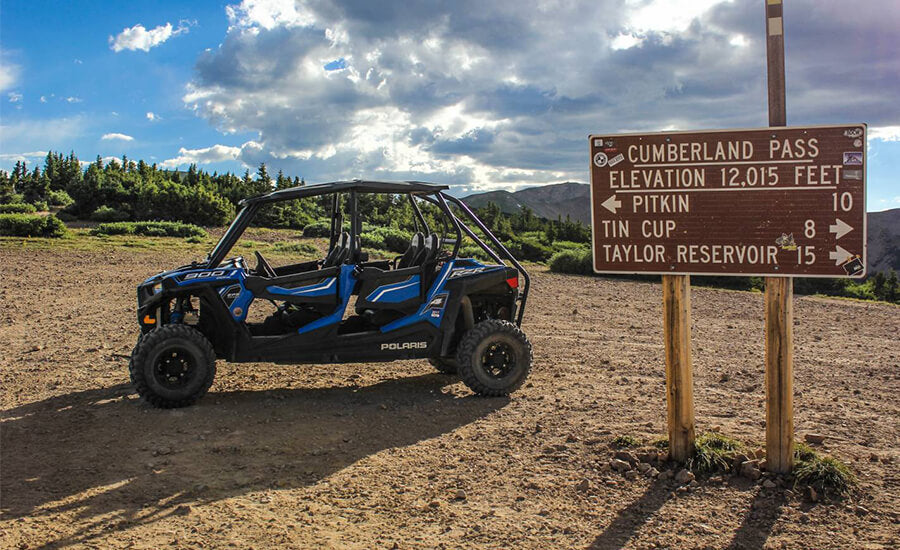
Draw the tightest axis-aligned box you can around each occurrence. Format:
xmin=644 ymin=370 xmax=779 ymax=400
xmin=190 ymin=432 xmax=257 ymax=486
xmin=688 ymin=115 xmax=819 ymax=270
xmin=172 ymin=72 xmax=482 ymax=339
xmin=428 ymin=357 xmax=459 ymax=375
xmin=456 ymin=319 xmax=532 ymax=396
xmin=129 ymin=324 xmax=216 ymax=408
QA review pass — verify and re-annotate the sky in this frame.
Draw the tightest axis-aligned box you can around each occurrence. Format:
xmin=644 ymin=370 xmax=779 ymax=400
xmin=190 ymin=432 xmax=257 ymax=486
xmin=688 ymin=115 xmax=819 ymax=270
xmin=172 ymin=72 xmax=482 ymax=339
xmin=0 ymin=0 xmax=898 ymax=210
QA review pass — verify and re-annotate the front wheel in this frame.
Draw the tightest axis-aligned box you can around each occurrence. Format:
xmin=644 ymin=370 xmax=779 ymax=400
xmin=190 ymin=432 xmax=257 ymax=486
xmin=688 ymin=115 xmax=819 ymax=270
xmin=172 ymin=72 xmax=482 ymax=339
xmin=129 ymin=324 xmax=216 ymax=408
xmin=456 ymin=319 xmax=532 ymax=396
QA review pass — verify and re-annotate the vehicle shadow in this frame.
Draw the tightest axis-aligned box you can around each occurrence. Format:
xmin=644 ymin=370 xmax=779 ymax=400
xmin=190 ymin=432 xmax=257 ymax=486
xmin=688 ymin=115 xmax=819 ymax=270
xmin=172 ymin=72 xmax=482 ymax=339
xmin=587 ymin=478 xmax=671 ymax=549
xmin=1 ymin=374 xmax=506 ymax=549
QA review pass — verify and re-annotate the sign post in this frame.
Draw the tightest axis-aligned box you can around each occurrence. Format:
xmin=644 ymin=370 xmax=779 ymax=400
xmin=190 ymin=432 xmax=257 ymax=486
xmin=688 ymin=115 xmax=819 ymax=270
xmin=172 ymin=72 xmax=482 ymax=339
xmin=764 ymin=0 xmax=793 ymax=474
xmin=588 ymin=121 xmax=866 ymax=462
xmin=662 ymin=273 xmax=695 ymax=462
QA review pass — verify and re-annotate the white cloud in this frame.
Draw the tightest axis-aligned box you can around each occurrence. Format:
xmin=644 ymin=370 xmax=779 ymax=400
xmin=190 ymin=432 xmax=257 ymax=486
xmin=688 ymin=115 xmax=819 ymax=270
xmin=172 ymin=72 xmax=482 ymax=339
xmin=0 ymin=59 xmax=19 ymax=92
xmin=160 ymin=144 xmax=243 ymax=168
xmin=610 ymin=33 xmax=644 ymax=50
xmin=65 ymin=96 xmax=82 ymax=103
xmin=870 ymin=126 xmax=900 ymax=142
xmin=0 ymin=151 xmax=48 ymax=162
xmin=225 ymin=0 xmax=315 ymax=31
xmin=8 ymin=91 xmax=22 ymax=103
xmin=101 ymin=132 xmax=134 ymax=141
xmin=146 ymin=111 xmax=159 ymax=121
xmin=109 ymin=21 xmax=191 ymax=52
xmin=729 ymin=34 xmax=748 ymax=47
xmin=623 ymin=0 xmax=728 ymax=34
xmin=183 ymin=0 xmax=900 ymax=191
xmin=39 ymin=95 xmax=47 ymax=103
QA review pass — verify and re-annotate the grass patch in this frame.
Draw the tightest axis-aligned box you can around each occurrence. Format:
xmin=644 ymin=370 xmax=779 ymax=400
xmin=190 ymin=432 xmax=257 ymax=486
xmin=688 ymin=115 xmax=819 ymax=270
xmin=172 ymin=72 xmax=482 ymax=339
xmin=91 ymin=221 xmax=207 ymax=239
xmin=611 ymin=435 xmax=642 ymax=448
xmin=652 ymin=437 xmax=670 ymax=449
xmin=793 ymin=443 xmax=855 ymax=496
xmin=688 ymin=432 xmax=744 ymax=474
xmin=272 ymin=241 xmax=318 ymax=255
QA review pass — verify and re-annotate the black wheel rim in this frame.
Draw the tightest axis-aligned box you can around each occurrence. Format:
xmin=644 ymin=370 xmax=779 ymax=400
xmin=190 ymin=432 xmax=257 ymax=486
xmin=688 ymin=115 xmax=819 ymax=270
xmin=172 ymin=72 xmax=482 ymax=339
xmin=153 ymin=347 xmax=197 ymax=389
xmin=480 ymin=341 xmax=516 ymax=379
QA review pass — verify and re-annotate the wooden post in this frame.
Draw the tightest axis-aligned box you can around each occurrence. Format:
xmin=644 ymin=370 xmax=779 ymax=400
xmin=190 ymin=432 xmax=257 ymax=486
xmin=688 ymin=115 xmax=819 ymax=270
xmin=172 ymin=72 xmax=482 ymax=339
xmin=662 ymin=274 xmax=695 ymax=462
xmin=765 ymin=278 xmax=793 ymax=472
xmin=765 ymin=0 xmax=794 ymax=473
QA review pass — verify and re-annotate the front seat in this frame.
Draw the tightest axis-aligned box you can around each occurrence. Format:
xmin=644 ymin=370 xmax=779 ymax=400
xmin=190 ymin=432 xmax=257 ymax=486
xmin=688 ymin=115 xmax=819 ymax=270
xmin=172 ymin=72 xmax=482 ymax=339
xmin=323 ymin=232 xmax=350 ymax=267
xmin=395 ymin=232 xmax=425 ymax=269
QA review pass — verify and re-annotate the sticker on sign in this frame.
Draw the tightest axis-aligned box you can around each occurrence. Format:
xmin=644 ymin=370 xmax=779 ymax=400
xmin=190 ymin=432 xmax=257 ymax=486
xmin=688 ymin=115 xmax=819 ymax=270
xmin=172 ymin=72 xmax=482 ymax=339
xmin=589 ymin=124 xmax=866 ymax=278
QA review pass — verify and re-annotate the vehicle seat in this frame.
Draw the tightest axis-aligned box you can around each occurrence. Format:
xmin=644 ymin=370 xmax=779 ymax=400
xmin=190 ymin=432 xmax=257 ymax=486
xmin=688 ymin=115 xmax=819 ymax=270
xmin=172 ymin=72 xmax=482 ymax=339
xmin=396 ymin=232 xmax=425 ymax=269
xmin=420 ymin=233 xmax=441 ymax=266
xmin=323 ymin=232 xmax=350 ymax=267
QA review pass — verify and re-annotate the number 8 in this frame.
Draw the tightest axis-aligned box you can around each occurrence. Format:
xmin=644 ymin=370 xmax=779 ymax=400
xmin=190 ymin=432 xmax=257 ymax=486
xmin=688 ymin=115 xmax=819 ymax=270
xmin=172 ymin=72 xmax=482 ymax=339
xmin=804 ymin=219 xmax=815 ymax=238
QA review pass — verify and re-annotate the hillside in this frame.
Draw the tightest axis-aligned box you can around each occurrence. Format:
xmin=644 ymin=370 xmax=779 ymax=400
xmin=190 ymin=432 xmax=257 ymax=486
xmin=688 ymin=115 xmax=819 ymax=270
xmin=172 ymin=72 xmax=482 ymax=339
xmin=463 ymin=182 xmax=591 ymax=224
xmin=463 ymin=184 xmax=899 ymax=274
xmin=867 ymin=208 xmax=900 ymax=275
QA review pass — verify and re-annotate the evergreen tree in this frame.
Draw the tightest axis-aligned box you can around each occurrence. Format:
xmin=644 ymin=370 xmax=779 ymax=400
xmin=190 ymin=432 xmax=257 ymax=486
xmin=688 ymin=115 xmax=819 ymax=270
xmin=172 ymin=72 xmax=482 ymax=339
xmin=22 ymin=166 xmax=49 ymax=204
xmin=256 ymin=163 xmax=272 ymax=192
xmin=0 ymin=170 xmax=14 ymax=203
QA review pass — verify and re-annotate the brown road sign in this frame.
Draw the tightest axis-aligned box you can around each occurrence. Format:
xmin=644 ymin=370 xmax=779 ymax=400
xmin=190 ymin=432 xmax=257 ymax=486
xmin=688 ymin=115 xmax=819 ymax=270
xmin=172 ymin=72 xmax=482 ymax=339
xmin=589 ymin=124 xmax=867 ymax=278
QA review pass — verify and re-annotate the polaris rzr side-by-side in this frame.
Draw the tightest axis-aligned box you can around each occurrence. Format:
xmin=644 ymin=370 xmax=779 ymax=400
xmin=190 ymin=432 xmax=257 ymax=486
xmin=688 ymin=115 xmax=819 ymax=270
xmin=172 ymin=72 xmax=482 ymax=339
xmin=130 ymin=179 xmax=532 ymax=408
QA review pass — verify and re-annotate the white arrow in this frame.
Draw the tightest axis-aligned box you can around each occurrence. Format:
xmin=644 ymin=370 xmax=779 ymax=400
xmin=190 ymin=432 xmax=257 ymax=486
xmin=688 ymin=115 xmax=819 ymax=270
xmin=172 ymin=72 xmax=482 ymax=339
xmin=602 ymin=194 xmax=622 ymax=214
xmin=829 ymin=218 xmax=853 ymax=240
xmin=829 ymin=245 xmax=853 ymax=265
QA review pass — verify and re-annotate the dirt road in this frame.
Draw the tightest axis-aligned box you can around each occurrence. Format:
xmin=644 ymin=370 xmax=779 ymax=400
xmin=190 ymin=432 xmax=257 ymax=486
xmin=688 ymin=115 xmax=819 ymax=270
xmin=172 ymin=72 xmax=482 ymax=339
xmin=1 ymin=244 xmax=898 ymax=549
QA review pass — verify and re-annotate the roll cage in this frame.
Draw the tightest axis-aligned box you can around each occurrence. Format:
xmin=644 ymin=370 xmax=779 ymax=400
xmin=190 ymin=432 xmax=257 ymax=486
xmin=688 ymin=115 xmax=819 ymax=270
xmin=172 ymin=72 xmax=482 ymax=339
xmin=205 ymin=179 xmax=530 ymax=326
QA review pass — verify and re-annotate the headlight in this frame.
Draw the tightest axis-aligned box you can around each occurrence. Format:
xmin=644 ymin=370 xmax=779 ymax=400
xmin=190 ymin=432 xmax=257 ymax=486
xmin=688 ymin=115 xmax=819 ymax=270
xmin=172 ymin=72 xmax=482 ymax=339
xmin=152 ymin=282 xmax=163 ymax=294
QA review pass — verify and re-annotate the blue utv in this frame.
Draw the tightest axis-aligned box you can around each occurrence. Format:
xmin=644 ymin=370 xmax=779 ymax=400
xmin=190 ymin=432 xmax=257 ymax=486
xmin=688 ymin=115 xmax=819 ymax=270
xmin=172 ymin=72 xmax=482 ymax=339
xmin=130 ymin=180 xmax=532 ymax=408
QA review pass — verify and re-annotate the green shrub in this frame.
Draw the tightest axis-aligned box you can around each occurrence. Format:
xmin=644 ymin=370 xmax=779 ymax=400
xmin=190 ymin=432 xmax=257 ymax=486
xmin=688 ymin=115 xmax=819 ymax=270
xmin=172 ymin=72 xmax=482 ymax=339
xmin=31 ymin=201 xmax=49 ymax=212
xmin=91 ymin=221 xmax=207 ymax=239
xmin=47 ymin=189 xmax=74 ymax=207
xmin=549 ymin=248 xmax=593 ymax=275
xmin=793 ymin=443 xmax=855 ymax=496
xmin=273 ymin=241 xmax=318 ymax=255
xmin=302 ymin=220 xmax=332 ymax=238
xmin=520 ymin=230 xmax=547 ymax=242
xmin=372 ymin=227 xmax=412 ymax=253
xmin=459 ymin=244 xmax=492 ymax=261
xmin=56 ymin=211 xmax=77 ymax=222
xmin=506 ymin=236 xmax=553 ymax=262
xmin=553 ymin=240 xmax=589 ymax=252
xmin=688 ymin=432 xmax=744 ymax=474
xmin=360 ymin=231 xmax=386 ymax=251
xmin=0 ymin=203 xmax=37 ymax=214
xmin=0 ymin=213 xmax=68 ymax=238
xmin=91 ymin=205 xmax=130 ymax=222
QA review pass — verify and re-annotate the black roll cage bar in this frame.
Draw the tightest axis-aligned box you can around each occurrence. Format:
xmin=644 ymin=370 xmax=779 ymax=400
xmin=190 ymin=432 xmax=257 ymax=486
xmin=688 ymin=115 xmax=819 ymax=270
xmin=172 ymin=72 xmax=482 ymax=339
xmin=205 ymin=180 xmax=529 ymax=326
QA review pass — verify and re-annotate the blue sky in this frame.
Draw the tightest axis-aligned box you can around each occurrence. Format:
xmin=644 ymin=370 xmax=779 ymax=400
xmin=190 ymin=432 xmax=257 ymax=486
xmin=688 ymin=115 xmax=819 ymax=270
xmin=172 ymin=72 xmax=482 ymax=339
xmin=1 ymin=0 xmax=898 ymax=210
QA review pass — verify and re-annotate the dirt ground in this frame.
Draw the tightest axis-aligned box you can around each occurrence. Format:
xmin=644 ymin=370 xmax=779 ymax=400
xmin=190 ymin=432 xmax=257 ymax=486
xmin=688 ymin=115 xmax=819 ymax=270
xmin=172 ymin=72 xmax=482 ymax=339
xmin=1 ymin=242 xmax=898 ymax=549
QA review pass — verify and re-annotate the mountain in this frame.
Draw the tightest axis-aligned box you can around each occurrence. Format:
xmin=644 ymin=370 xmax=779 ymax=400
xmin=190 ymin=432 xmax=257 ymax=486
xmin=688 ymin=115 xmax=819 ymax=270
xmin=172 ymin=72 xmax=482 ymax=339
xmin=462 ymin=182 xmax=591 ymax=224
xmin=462 ymin=183 xmax=899 ymax=275
xmin=867 ymin=208 xmax=900 ymax=275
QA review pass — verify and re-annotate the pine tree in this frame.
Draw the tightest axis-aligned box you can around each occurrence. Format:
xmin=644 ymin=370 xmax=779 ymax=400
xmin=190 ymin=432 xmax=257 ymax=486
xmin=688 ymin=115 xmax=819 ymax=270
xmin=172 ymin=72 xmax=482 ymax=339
xmin=0 ymin=170 xmax=14 ymax=203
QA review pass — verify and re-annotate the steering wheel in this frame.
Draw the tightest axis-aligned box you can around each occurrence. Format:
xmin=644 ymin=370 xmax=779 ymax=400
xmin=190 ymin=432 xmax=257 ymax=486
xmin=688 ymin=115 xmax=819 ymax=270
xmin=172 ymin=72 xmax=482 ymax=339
xmin=254 ymin=251 xmax=276 ymax=278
